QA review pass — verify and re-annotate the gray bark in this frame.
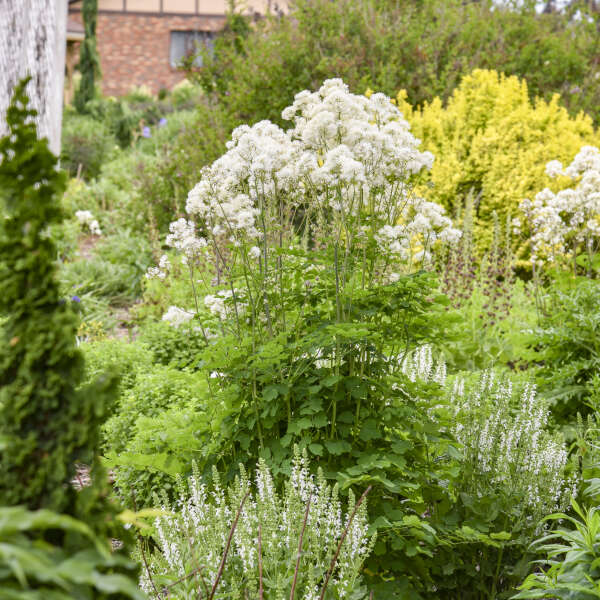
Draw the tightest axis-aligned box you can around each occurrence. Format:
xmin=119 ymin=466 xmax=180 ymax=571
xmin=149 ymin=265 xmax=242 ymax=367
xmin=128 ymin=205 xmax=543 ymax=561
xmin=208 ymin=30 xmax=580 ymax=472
xmin=0 ymin=0 xmax=68 ymax=155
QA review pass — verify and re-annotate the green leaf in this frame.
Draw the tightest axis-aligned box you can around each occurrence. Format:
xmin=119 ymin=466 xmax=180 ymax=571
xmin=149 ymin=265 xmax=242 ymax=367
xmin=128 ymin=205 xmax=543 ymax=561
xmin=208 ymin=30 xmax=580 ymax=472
xmin=359 ymin=419 xmax=381 ymax=441
xmin=324 ymin=439 xmax=352 ymax=455
xmin=308 ymin=443 xmax=323 ymax=456
xmin=322 ymin=374 xmax=341 ymax=387
xmin=287 ymin=417 xmax=312 ymax=435
xmin=263 ymin=385 xmax=279 ymax=402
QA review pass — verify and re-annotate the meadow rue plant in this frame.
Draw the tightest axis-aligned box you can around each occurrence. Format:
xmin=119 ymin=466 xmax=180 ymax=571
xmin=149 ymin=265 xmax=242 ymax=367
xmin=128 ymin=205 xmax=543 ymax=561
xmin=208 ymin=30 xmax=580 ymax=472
xmin=141 ymin=454 xmax=375 ymax=599
xmin=140 ymin=79 xmax=463 ymax=594
xmin=150 ymin=78 xmax=460 ymax=339
xmin=518 ymin=145 xmax=600 ymax=273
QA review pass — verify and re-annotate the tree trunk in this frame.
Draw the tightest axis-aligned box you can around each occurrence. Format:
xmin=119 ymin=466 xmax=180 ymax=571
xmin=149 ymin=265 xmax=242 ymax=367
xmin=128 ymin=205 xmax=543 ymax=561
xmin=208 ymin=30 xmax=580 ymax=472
xmin=0 ymin=0 xmax=67 ymax=155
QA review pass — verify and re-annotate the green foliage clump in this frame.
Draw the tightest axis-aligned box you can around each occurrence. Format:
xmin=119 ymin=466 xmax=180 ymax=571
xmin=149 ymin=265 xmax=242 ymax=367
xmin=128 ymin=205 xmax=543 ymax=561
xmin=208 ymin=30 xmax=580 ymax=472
xmin=81 ymin=338 xmax=153 ymax=394
xmin=531 ymin=279 xmax=600 ymax=423
xmin=515 ymin=490 xmax=600 ymax=600
xmin=0 ymin=80 xmax=115 ymax=512
xmin=102 ymin=363 xmax=210 ymax=506
xmin=61 ymin=112 xmax=118 ymax=180
xmin=103 ymin=364 xmax=208 ymax=455
xmin=108 ymin=403 xmax=210 ymax=508
xmin=137 ymin=321 xmax=208 ymax=370
xmin=74 ymin=0 xmax=100 ymax=113
xmin=0 ymin=506 xmax=144 ymax=600
xmin=396 ymin=69 xmax=599 ymax=253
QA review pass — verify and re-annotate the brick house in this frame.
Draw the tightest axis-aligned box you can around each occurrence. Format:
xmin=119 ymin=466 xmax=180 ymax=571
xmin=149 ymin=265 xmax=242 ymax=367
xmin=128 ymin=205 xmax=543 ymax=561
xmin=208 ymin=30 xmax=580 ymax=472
xmin=68 ymin=0 xmax=285 ymax=97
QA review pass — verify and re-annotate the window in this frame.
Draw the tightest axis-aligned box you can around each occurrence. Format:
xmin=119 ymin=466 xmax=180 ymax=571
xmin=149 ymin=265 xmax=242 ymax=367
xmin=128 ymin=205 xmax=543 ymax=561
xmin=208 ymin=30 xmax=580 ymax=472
xmin=169 ymin=31 xmax=215 ymax=68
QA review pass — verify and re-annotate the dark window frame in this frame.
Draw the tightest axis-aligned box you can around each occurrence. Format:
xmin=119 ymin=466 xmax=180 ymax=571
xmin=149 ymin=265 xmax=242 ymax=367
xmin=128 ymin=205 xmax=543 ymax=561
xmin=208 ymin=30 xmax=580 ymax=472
xmin=169 ymin=30 xmax=215 ymax=68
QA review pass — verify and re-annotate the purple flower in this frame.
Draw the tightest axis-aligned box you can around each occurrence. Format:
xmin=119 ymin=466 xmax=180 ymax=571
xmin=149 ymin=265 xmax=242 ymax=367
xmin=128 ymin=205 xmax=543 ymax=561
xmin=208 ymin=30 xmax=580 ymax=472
xmin=142 ymin=126 xmax=152 ymax=138
xmin=158 ymin=117 xmax=167 ymax=128
xmin=71 ymin=295 xmax=81 ymax=303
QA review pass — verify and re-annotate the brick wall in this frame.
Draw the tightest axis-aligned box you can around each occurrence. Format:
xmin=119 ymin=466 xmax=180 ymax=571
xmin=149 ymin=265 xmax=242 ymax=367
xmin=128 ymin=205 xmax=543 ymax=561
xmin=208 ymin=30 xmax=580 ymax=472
xmin=70 ymin=11 xmax=225 ymax=96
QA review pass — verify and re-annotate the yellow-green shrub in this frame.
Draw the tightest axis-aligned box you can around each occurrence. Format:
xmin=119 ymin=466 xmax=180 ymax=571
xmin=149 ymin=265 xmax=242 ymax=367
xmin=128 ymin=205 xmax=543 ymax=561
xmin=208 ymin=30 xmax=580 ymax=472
xmin=396 ymin=69 xmax=599 ymax=251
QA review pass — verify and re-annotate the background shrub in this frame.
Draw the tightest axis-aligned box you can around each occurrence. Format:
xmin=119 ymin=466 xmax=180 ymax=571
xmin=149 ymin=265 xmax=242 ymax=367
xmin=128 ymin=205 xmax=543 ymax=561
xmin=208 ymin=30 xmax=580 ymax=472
xmin=61 ymin=112 xmax=118 ymax=180
xmin=397 ymin=69 xmax=599 ymax=254
xmin=81 ymin=338 xmax=154 ymax=394
xmin=103 ymin=364 xmax=210 ymax=505
xmin=137 ymin=320 xmax=208 ymax=370
xmin=195 ymin=0 xmax=600 ymax=128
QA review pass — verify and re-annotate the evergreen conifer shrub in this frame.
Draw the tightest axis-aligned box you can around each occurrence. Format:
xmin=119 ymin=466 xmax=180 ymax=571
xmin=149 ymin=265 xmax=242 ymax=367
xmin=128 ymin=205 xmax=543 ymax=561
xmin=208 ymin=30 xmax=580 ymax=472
xmin=74 ymin=0 xmax=100 ymax=113
xmin=0 ymin=79 xmax=116 ymax=513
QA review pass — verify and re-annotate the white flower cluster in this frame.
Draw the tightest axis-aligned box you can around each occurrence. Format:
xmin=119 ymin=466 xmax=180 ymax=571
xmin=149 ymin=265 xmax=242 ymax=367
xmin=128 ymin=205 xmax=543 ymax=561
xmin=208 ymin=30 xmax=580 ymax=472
xmin=186 ymin=120 xmax=293 ymax=242
xmin=283 ymin=80 xmax=434 ymax=185
xmin=146 ymin=254 xmax=170 ymax=280
xmin=142 ymin=455 xmax=374 ymax=599
xmin=165 ymin=217 xmax=207 ymax=261
xmin=204 ymin=289 xmax=246 ymax=321
xmin=519 ymin=146 xmax=600 ymax=266
xmin=451 ymin=372 xmax=576 ymax=522
xmin=182 ymin=78 xmax=459 ymax=262
xmin=74 ymin=209 xmax=102 ymax=236
xmin=400 ymin=344 xmax=447 ymax=385
xmin=161 ymin=305 xmax=195 ymax=328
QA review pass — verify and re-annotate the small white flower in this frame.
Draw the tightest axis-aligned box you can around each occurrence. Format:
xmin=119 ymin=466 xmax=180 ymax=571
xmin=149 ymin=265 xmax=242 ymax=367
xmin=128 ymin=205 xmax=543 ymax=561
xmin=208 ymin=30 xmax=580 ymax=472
xmin=162 ymin=306 xmax=195 ymax=327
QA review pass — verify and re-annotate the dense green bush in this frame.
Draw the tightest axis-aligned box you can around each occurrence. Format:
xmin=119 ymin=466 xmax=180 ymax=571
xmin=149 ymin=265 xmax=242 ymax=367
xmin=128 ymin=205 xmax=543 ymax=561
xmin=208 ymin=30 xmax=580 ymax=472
xmin=104 ymin=364 xmax=210 ymax=505
xmin=103 ymin=364 xmax=207 ymax=455
xmin=137 ymin=320 xmax=208 ymax=369
xmin=196 ymin=0 xmax=600 ymax=127
xmin=0 ymin=80 xmax=116 ymax=513
xmin=81 ymin=338 xmax=153 ymax=394
xmin=61 ymin=112 xmax=118 ymax=179
xmin=531 ymin=279 xmax=600 ymax=423
xmin=0 ymin=506 xmax=144 ymax=600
